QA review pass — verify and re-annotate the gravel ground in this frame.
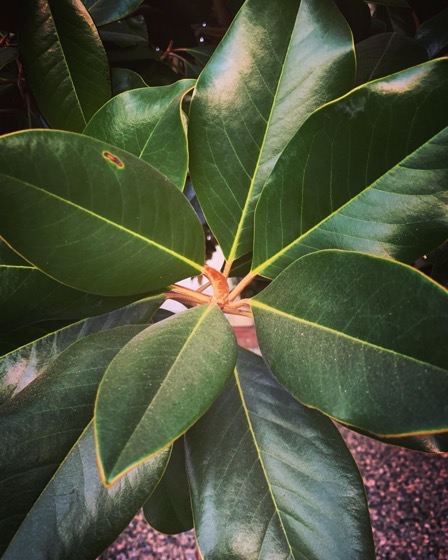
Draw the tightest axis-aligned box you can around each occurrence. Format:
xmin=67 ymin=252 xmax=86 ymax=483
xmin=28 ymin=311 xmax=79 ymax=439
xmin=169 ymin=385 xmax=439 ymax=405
xmin=99 ymin=429 xmax=448 ymax=560
xmin=343 ymin=429 xmax=448 ymax=560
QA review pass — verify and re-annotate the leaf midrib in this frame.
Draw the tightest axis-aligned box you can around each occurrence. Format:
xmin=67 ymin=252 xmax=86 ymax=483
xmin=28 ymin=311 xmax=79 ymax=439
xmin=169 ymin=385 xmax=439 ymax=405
xmin=138 ymin=83 xmax=194 ymax=160
xmin=3 ymin=422 xmax=92 ymax=555
xmin=253 ymin=124 xmax=448 ymax=275
xmin=234 ymin=368 xmax=296 ymax=559
xmin=251 ymin=299 xmax=447 ymax=374
xmin=0 ymin=171 xmax=203 ymax=273
xmin=106 ymin=304 xmax=214 ymax=477
xmin=46 ymin=1 xmax=86 ymax=126
xmin=226 ymin=12 xmax=299 ymax=264
xmin=0 ymin=264 xmax=34 ymax=270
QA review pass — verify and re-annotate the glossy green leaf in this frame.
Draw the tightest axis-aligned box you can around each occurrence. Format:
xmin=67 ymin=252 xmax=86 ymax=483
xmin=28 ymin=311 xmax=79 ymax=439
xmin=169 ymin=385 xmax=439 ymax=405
xmin=85 ymin=80 xmax=195 ymax=189
xmin=20 ymin=0 xmax=110 ymax=132
xmin=186 ymin=349 xmax=374 ymax=559
xmin=82 ymin=0 xmax=145 ymax=26
xmin=111 ymin=68 xmax=147 ymax=96
xmin=2 ymin=425 xmax=168 ymax=559
xmin=99 ymin=17 xmax=148 ymax=47
xmin=0 ymin=324 xmax=155 ymax=555
xmin=189 ymin=0 xmax=355 ymax=263
xmin=0 ymin=240 xmax=27 ymax=265
xmin=0 ymin=321 xmax=71 ymax=357
xmin=95 ymin=304 xmax=237 ymax=485
xmin=227 ymin=252 xmax=253 ymax=277
xmin=253 ymin=60 xmax=448 ymax=278
xmin=0 ymin=295 xmax=163 ymax=403
xmin=416 ymin=7 xmax=448 ymax=58
xmin=252 ymin=250 xmax=448 ymax=437
xmin=355 ymin=32 xmax=427 ymax=86
xmin=143 ymin=438 xmax=193 ymax=534
xmin=0 ymin=130 xmax=204 ymax=296
xmin=0 ymin=264 xmax=153 ymax=339
xmin=350 ymin=426 xmax=448 ymax=454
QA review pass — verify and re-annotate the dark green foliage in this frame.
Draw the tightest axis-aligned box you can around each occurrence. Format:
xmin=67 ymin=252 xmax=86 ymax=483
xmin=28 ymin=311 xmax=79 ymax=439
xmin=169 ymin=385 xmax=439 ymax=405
xmin=1 ymin=0 xmax=447 ymax=557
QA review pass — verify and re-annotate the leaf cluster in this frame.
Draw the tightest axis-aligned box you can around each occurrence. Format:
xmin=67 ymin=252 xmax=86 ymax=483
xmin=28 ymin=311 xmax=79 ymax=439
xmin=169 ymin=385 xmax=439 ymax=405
xmin=0 ymin=0 xmax=448 ymax=558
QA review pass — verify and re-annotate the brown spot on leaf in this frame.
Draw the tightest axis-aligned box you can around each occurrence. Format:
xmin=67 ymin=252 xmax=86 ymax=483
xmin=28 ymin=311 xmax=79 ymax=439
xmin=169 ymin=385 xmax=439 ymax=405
xmin=102 ymin=151 xmax=124 ymax=168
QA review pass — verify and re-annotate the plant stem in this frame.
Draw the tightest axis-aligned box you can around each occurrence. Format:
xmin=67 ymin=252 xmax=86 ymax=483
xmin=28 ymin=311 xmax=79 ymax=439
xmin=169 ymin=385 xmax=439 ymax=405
xmin=196 ymin=281 xmax=211 ymax=293
xmin=169 ymin=285 xmax=211 ymax=304
xmin=222 ymin=258 xmax=233 ymax=278
xmin=225 ymin=298 xmax=252 ymax=309
xmin=171 ymin=284 xmax=207 ymax=299
xmin=221 ymin=305 xmax=253 ymax=318
xmin=227 ymin=271 xmax=257 ymax=303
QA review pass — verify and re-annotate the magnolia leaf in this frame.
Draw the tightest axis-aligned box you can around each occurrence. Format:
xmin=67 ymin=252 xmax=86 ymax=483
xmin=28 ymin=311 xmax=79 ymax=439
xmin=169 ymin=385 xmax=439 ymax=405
xmin=99 ymin=17 xmax=148 ymax=47
xmin=252 ymin=250 xmax=448 ymax=437
xmin=253 ymin=60 xmax=448 ymax=278
xmin=0 ymin=321 xmax=72 ymax=357
xmin=0 ymin=130 xmax=204 ymax=296
xmin=110 ymin=68 xmax=147 ymax=96
xmin=355 ymin=32 xmax=427 ymax=86
xmin=227 ymin=252 xmax=253 ymax=277
xmin=2 ymin=425 xmax=168 ymax=559
xmin=0 ymin=325 xmax=160 ymax=555
xmin=0 ymin=241 xmax=28 ymax=265
xmin=20 ymin=0 xmax=110 ymax=132
xmin=186 ymin=349 xmax=375 ymax=559
xmin=350 ymin=426 xmax=448 ymax=454
xmin=189 ymin=0 xmax=355 ymax=264
xmin=416 ymin=7 xmax=448 ymax=59
xmin=85 ymin=80 xmax=195 ymax=189
xmin=143 ymin=438 xmax=193 ymax=534
xmin=95 ymin=304 xmax=237 ymax=486
xmin=82 ymin=0 xmax=145 ymax=26
xmin=0 ymin=264 xmax=153 ymax=340
xmin=0 ymin=295 xmax=163 ymax=403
